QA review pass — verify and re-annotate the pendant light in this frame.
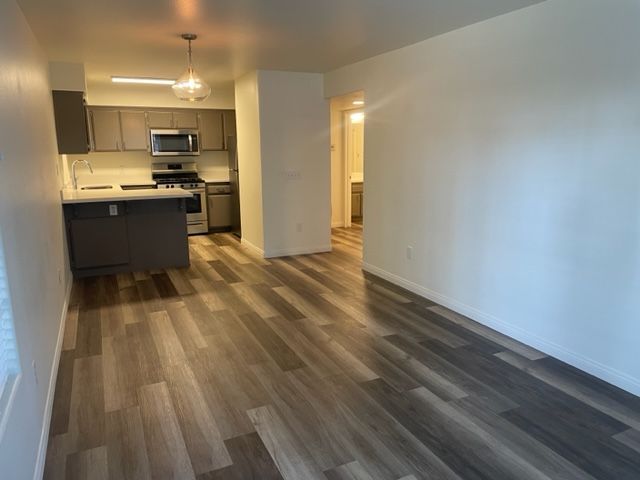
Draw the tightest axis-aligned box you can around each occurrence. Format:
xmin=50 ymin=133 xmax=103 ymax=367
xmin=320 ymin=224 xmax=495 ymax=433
xmin=172 ymin=33 xmax=211 ymax=102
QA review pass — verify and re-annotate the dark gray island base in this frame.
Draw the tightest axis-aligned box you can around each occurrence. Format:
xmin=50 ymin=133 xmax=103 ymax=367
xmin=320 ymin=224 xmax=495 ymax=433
xmin=63 ymin=198 xmax=189 ymax=278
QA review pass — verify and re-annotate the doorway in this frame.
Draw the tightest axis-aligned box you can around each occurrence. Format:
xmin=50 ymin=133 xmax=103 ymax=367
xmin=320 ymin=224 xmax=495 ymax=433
xmin=329 ymin=91 xmax=365 ymax=256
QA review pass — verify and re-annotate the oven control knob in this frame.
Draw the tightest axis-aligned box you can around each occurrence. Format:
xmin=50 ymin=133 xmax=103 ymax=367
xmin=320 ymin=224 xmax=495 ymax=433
xmin=171 ymin=185 xmax=174 ymax=188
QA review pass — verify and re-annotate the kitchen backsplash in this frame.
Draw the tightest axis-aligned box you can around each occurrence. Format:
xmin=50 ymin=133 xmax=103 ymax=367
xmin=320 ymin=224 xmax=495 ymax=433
xmin=62 ymin=150 xmax=229 ymax=187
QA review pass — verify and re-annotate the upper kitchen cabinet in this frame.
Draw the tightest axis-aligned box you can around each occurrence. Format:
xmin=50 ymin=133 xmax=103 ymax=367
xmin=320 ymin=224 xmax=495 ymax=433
xmin=223 ymin=110 xmax=236 ymax=147
xmin=147 ymin=111 xmax=174 ymax=128
xmin=173 ymin=111 xmax=199 ymax=129
xmin=119 ymin=111 xmax=148 ymax=151
xmin=148 ymin=110 xmax=198 ymax=129
xmin=88 ymin=109 xmax=121 ymax=152
xmin=51 ymin=91 xmax=89 ymax=154
xmin=198 ymin=110 xmax=224 ymax=150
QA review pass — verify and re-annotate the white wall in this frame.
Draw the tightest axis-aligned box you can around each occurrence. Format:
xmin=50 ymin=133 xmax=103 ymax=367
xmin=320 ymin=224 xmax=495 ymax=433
xmin=258 ymin=71 xmax=331 ymax=257
xmin=235 ymin=72 xmax=265 ymax=252
xmin=0 ymin=1 xmax=71 ymax=477
xmin=86 ymin=81 xmax=235 ymax=109
xmin=325 ymin=0 xmax=640 ymax=395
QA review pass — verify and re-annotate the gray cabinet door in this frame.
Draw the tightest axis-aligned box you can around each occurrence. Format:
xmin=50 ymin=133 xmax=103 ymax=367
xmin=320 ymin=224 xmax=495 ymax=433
xmin=207 ymin=194 xmax=232 ymax=228
xmin=52 ymin=91 xmax=89 ymax=154
xmin=351 ymin=192 xmax=362 ymax=217
xmin=90 ymin=109 xmax=122 ymax=151
xmin=127 ymin=199 xmax=189 ymax=270
xmin=199 ymin=111 xmax=224 ymax=150
xmin=223 ymin=110 xmax=236 ymax=148
xmin=70 ymin=216 xmax=129 ymax=269
xmin=173 ymin=111 xmax=199 ymax=129
xmin=120 ymin=111 xmax=148 ymax=151
xmin=147 ymin=111 xmax=174 ymax=128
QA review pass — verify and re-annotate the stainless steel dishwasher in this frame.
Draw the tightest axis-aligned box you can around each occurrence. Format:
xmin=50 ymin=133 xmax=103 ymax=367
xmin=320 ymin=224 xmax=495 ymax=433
xmin=206 ymin=183 xmax=232 ymax=231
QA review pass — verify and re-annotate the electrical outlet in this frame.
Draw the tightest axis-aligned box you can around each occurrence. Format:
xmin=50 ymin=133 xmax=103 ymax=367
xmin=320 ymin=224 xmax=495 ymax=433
xmin=109 ymin=204 xmax=118 ymax=216
xmin=296 ymin=223 xmax=303 ymax=233
xmin=406 ymin=246 xmax=413 ymax=260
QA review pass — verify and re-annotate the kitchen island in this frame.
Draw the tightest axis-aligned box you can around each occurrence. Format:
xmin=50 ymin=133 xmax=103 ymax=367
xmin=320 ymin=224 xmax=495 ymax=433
xmin=62 ymin=185 xmax=193 ymax=278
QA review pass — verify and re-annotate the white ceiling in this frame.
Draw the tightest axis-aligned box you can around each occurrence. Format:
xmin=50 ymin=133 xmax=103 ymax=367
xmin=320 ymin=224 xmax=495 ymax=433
xmin=18 ymin=0 xmax=544 ymax=90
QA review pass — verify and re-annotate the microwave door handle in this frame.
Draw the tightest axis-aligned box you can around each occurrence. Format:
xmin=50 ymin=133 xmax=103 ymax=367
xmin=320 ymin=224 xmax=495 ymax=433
xmin=188 ymin=134 xmax=193 ymax=152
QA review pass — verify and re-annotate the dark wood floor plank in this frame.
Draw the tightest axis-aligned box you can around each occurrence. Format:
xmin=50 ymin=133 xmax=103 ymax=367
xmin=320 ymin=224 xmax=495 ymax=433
xmin=251 ymin=361 xmax=354 ymax=471
xmin=138 ymin=382 xmax=196 ymax=480
xmin=48 ymin=350 xmax=75 ymax=437
xmin=44 ymin=226 xmax=640 ymax=479
xmin=239 ymin=311 xmax=307 ymax=371
xmin=106 ymin=406 xmax=152 ymax=480
xmin=247 ymin=404 xmax=327 ymax=480
xmin=162 ymin=362 xmax=233 ymax=474
xmin=65 ymin=446 xmax=108 ymax=480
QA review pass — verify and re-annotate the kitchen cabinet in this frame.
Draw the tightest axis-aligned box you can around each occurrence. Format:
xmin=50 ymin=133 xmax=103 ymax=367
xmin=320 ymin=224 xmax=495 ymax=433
xmin=207 ymin=184 xmax=232 ymax=229
xmin=51 ymin=90 xmax=89 ymax=154
xmin=148 ymin=111 xmax=198 ymax=129
xmin=173 ymin=111 xmax=199 ymax=129
xmin=147 ymin=111 xmax=174 ymax=128
xmin=223 ymin=110 xmax=236 ymax=147
xmin=63 ymin=198 xmax=189 ymax=277
xmin=126 ymin=199 xmax=189 ymax=270
xmin=66 ymin=202 xmax=129 ymax=269
xmin=120 ymin=111 xmax=148 ymax=151
xmin=89 ymin=109 xmax=122 ymax=152
xmin=199 ymin=110 xmax=224 ymax=150
xmin=351 ymin=182 xmax=363 ymax=218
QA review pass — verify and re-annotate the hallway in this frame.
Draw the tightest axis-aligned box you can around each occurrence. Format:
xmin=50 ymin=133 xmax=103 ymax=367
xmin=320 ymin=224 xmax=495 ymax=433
xmin=44 ymin=228 xmax=640 ymax=479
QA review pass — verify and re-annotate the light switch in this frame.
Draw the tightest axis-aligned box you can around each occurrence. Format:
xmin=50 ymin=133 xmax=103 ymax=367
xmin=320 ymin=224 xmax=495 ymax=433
xmin=109 ymin=204 xmax=118 ymax=216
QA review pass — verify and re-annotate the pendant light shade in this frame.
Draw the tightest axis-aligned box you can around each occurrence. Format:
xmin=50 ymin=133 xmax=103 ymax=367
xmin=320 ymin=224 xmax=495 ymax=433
xmin=172 ymin=34 xmax=211 ymax=102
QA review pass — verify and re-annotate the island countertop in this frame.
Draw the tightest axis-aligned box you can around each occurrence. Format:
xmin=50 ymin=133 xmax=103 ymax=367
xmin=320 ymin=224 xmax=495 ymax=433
xmin=61 ymin=185 xmax=193 ymax=204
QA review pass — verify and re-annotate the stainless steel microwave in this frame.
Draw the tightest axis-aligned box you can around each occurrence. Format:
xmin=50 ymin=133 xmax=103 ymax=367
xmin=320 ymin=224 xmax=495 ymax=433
xmin=150 ymin=129 xmax=200 ymax=156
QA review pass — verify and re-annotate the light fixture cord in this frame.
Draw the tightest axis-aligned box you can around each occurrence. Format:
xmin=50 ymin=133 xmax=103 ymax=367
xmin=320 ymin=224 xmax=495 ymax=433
xmin=188 ymin=38 xmax=193 ymax=72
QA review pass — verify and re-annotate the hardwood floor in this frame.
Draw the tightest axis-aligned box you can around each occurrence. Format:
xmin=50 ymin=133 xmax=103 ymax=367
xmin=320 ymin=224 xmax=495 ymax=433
xmin=44 ymin=224 xmax=640 ymax=479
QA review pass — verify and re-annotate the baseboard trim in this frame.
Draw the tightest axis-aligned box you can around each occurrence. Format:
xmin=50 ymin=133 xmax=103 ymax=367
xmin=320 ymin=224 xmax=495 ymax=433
xmin=32 ymin=278 xmax=72 ymax=480
xmin=362 ymin=262 xmax=640 ymax=397
xmin=240 ymin=238 xmax=265 ymax=258
xmin=264 ymin=244 xmax=332 ymax=259
xmin=331 ymin=221 xmax=345 ymax=228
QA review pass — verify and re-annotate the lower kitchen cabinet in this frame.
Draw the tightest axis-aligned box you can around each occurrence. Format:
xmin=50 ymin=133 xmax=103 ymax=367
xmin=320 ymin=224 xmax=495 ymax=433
xmin=127 ymin=199 xmax=189 ymax=270
xmin=69 ymin=215 xmax=129 ymax=269
xmin=64 ymin=198 xmax=189 ymax=277
xmin=351 ymin=182 xmax=363 ymax=218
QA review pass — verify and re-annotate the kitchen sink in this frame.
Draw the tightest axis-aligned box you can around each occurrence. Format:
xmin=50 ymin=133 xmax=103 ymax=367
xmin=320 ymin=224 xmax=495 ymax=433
xmin=80 ymin=185 xmax=114 ymax=190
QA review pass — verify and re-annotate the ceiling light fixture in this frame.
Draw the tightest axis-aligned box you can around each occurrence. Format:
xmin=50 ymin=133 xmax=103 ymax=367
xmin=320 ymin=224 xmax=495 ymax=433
xmin=172 ymin=33 xmax=211 ymax=102
xmin=352 ymin=100 xmax=364 ymax=105
xmin=111 ymin=76 xmax=176 ymax=85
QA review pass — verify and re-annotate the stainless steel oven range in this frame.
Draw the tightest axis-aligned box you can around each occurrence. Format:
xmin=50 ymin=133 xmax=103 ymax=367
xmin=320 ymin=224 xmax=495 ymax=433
xmin=151 ymin=162 xmax=207 ymax=235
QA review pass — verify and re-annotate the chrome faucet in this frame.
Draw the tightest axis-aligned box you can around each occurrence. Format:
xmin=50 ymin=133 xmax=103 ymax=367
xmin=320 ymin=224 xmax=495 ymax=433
xmin=71 ymin=159 xmax=93 ymax=190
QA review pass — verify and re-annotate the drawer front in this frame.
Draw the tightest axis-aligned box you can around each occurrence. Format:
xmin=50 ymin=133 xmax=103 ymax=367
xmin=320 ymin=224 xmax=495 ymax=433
xmin=68 ymin=201 xmax=126 ymax=219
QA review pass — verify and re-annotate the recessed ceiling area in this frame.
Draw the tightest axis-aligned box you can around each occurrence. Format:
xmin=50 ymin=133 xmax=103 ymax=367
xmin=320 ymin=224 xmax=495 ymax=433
xmin=17 ymin=0 xmax=544 ymax=90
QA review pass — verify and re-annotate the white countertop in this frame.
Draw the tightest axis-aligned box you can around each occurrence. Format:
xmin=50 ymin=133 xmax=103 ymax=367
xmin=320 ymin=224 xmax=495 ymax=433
xmin=61 ymin=184 xmax=192 ymax=204
xmin=201 ymin=174 xmax=230 ymax=183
